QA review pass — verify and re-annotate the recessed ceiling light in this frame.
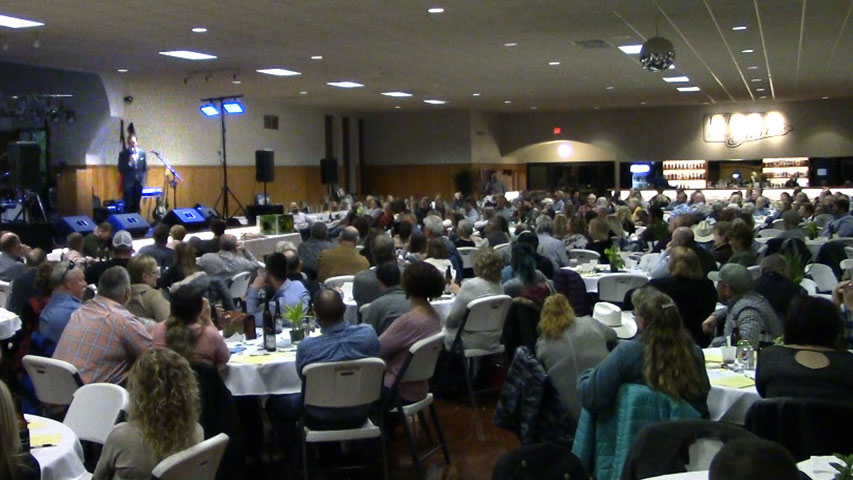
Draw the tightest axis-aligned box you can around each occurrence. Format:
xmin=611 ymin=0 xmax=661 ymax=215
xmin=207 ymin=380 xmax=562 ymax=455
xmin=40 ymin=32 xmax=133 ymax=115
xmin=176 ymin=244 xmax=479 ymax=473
xmin=593 ymin=106 xmax=600 ymax=110
xmin=311 ymin=55 xmax=323 ymax=60
xmin=662 ymin=76 xmax=690 ymax=83
xmin=751 ymin=78 xmax=762 ymax=82
xmin=741 ymin=49 xmax=754 ymax=53
xmin=530 ymin=106 xmax=538 ymax=110
xmin=327 ymin=81 xmax=363 ymax=88
xmin=504 ymin=42 xmax=517 ymax=47
xmin=472 ymin=93 xmax=481 ymax=97
xmin=394 ymin=105 xmax=401 ymax=109
xmin=0 ymin=13 xmax=44 ymax=29
xmin=747 ymin=66 xmax=758 ymax=70
xmin=821 ymin=96 xmax=829 ymax=99
xmin=732 ymin=25 xmax=748 ymax=31
xmin=618 ymin=44 xmax=643 ymax=54
xmin=640 ymin=101 xmax=647 ymax=105
xmin=299 ymin=91 xmax=308 ymax=95
xmin=760 ymin=95 xmax=767 ymax=99
xmin=605 ymin=86 xmax=614 ymax=90
xmin=424 ymin=99 xmax=447 ymax=105
xmin=117 ymin=68 xmax=128 ymax=73
xmin=504 ymin=100 xmax=512 ymax=104
xmin=232 ymin=79 xmax=241 ymax=84
xmin=381 ymin=91 xmax=412 ymax=97
xmin=427 ymin=7 xmax=444 ymax=13
xmin=755 ymin=87 xmax=765 ymax=92
xmin=257 ymin=68 xmax=301 ymax=76
xmin=159 ymin=50 xmax=217 ymax=60
xmin=677 ymin=86 xmax=701 ymax=92
xmin=191 ymin=27 xmax=207 ymax=33
xmin=548 ymin=61 xmax=560 ymax=66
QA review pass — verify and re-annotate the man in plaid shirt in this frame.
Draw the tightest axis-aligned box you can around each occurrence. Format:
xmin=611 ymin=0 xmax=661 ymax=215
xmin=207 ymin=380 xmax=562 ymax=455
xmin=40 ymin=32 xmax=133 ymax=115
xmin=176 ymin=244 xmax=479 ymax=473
xmin=53 ymin=266 xmax=152 ymax=385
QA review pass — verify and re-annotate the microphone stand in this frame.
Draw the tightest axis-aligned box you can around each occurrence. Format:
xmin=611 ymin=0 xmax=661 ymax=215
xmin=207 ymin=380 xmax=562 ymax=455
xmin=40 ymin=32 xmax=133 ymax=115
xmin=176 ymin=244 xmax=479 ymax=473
xmin=151 ymin=150 xmax=182 ymax=211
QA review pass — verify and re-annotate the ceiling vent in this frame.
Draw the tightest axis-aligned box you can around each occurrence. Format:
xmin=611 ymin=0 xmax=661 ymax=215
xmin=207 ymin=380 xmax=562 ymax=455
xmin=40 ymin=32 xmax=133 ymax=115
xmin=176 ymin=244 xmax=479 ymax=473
xmin=574 ymin=39 xmax=610 ymax=49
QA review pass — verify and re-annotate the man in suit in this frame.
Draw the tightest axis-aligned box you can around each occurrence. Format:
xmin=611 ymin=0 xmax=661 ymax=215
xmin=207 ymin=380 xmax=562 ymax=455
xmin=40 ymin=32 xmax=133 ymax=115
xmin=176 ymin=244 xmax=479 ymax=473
xmin=117 ymin=133 xmax=147 ymax=214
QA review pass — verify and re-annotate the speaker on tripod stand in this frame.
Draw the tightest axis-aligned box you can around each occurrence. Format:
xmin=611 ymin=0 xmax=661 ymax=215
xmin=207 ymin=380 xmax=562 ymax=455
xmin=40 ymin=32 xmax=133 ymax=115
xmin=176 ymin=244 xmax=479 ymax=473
xmin=255 ymin=150 xmax=274 ymax=204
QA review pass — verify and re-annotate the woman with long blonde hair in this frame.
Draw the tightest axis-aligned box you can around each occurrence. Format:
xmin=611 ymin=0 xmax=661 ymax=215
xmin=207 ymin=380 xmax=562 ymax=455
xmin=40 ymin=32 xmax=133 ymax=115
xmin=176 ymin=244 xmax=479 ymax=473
xmin=536 ymin=294 xmax=615 ymax=420
xmin=577 ymin=287 xmax=711 ymax=417
xmin=93 ymin=349 xmax=202 ymax=480
xmin=1 ymin=380 xmax=38 ymax=480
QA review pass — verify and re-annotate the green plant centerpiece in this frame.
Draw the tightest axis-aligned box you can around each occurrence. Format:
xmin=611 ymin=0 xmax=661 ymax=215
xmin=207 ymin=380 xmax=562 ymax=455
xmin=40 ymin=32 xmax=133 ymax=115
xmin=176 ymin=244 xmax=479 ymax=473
xmin=805 ymin=221 xmax=819 ymax=240
xmin=783 ymin=251 xmax=807 ymax=285
xmin=283 ymin=303 xmax=306 ymax=343
xmin=831 ymin=453 xmax=853 ymax=480
xmin=604 ymin=246 xmax=625 ymax=272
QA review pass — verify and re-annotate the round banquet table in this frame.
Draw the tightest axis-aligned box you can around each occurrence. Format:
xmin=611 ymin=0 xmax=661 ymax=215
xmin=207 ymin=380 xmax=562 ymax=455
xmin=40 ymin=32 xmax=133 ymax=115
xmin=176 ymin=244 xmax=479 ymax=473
xmin=644 ymin=456 xmax=837 ymax=480
xmin=0 ymin=308 xmax=21 ymax=340
xmin=562 ymin=267 xmax=650 ymax=294
xmin=702 ymin=348 xmax=760 ymax=424
xmin=341 ymin=284 xmax=456 ymax=325
xmin=221 ymin=334 xmax=303 ymax=396
xmin=25 ymin=414 xmax=87 ymax=480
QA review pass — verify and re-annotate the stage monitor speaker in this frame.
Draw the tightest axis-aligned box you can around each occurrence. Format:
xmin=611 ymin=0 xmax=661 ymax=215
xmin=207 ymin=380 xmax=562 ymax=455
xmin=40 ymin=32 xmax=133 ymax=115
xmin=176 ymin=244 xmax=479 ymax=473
xmin=164 ymin=208 xmax=208 ymax=231
xmin=8 ymin=141 xmax=43 ymax=190
xmin=193 ymin=204 xmax=219 ymax=222
xmin=57 ymin=215 xmax=96 ymax=236
xmin=246 ymin=204 xmax=284 ymax=226
xmin=107 ymin=213 xmax=150 ymax=238
xmin=320 ymin=158 xmax=338 ymax=185
xmin=255 ymin=150 xmax=274 ymax=183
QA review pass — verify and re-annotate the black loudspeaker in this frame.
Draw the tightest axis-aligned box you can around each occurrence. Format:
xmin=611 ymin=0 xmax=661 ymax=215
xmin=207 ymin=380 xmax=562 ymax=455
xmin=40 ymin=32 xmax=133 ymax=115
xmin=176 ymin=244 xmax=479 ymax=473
xmin=107 ymin=213 xmax=150 ymax=238
xmin=8 ymin=141 xmax=43 ymax=190
xmin=164 ymin=208 xmax=208 ymax=231
xmin=255 ymin=150 xmax=274 ymax=183
xmin=246 ymin=204 xmax=284 ymax=226
xmin=57 ymin=215 xmax=96 ymax=236
xmin=320 ymin=158 xmax=338 ymax=184
xmin=194 ymin=204 xmax=219 ymax=222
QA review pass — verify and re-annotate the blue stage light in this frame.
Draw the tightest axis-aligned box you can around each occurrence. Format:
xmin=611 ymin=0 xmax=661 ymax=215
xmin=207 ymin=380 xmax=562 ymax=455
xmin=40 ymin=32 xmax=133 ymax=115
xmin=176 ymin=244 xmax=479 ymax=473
xmin=222 ymin=101 xmax=244 ymax=114
xmin=200 ymin=104 xmax=220 ymax=116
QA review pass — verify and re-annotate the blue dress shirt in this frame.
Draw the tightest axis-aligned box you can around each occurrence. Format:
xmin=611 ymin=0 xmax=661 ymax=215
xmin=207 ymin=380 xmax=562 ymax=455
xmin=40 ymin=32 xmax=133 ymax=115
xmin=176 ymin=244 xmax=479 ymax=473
xmin=295 ymin=320 xmax=380 ymax=379
xmin=247 ymin=279 xmax=310 ymax=327
xmin=39 ymin=292 xmax=82 ymax=344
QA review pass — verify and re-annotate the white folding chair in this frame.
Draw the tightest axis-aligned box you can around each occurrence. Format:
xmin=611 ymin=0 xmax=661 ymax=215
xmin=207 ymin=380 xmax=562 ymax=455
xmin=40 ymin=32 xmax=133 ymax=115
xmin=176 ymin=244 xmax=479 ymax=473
xmin=841 ymin=259 xmax=853 ymax=272
xmin=597 ymin=274 xmax=649 ymax=305
xmin=449 ymin=295 xmax=512 ymax=409
xmin=228 ymin=271 xmax=251 ymax=306
xmin=22 ymin=355 xmax=84 ymax=407
xmin=300 ymin=358 xmax=388 ymax=480
xmin=568 ymin=249 xmax=601 ymax=264
xmin=757 ymin=229 xmax=783 ymax=238
xmin=805 ymin=263 xmax=838 ymax=293
xmin=800 ymin=278 xmax=818 ymax=296
xmin=747 ymin=265 xmax=762 ymax=280
xmin=386 ymin=331 xmax=450 ymax=479
xmin=63 ymin=383 xmax=129 ymax=445
xmin=358 ymin=302 xmax=371 ymax=324
xmin=457 ymin=247 xmax=477 ymax=271
xmin=493 ymin=243 xmax=511 ymax=265
xmin=771 ymin=219 xmax=785 ymax=230
xmin=323 ymin=275 xmax=354 ymax=290
xmin=151 ymin=433 xmax=230 ymax=480
xmin=846 ymin=246 xmax=853 ymax=260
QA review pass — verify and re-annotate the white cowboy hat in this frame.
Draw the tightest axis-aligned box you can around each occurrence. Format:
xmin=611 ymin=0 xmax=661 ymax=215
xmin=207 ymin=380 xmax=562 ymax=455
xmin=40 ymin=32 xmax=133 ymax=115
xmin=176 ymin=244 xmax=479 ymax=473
xmin=593 ymin=301 xmax=638 ymax=339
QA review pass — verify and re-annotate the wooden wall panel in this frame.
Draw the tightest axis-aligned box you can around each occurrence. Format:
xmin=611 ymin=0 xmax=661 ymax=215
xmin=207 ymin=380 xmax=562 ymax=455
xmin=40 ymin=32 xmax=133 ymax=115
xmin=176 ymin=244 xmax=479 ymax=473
xmin=363 ymin=163 xmax=529 ymax=200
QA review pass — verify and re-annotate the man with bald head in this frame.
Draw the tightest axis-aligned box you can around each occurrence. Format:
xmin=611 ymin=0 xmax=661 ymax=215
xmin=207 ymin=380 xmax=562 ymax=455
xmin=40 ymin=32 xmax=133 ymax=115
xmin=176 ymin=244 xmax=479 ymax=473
xmin=39 ymin=261 xmax=86 ymax=348
xmin=289 ymin=201 xmax=310 ymax=230
xmin=316 ymin=226 xmax=369 ymax=282
xmin=198 ymin=233 xmax=261 ymax=283
xmin=0 ymin=232 xmax=27 ymax=281
xmin=651 ymin=226 xmax=717 ymax=279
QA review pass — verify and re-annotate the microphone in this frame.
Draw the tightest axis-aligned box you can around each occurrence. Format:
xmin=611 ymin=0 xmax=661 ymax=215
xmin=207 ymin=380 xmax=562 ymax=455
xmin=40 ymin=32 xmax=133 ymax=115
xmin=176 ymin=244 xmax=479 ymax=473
xmin=151 ymin=150 xmax=160 ymax=155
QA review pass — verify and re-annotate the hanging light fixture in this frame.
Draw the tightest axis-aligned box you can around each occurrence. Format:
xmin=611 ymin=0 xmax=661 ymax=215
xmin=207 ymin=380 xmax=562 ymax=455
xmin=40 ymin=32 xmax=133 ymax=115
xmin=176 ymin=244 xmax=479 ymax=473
xmin=640 ymin=16 xmax=675 ymax=72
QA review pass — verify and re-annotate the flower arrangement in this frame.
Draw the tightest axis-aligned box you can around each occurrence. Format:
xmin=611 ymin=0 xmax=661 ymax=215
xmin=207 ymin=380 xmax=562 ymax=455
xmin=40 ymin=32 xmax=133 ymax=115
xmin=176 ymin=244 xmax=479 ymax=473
xmin=604 ymin=245 xmax=625 ymax=271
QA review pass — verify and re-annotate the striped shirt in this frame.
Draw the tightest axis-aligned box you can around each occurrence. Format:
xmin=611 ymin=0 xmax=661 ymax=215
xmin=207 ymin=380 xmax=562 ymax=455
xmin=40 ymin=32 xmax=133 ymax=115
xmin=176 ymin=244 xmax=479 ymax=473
xmin=53 ymin=295 xmax=152 ymax=385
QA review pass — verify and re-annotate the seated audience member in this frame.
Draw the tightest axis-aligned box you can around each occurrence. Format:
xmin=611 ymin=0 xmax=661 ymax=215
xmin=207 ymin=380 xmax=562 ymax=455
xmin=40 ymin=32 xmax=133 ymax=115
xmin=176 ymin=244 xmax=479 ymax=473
xmin=708 ymin=438 xmax=799 ymax=480
xmin=834 ymin=279 xmax=853 ymax=347
xmin=166 ymin=224 xmax=187 ymax=249
xmin=289 ymin=201 xmax=310 ymax=230
xmin=162 ymin=243 xmax=234 ymax=311
xmin=298 ymin=222 xmax=333 ymax=280
xmin=423 ymin=238 xmax=456 ymax=280
xmin=83 ymin=221 xmax=113 ymax=259
xmin=247 ymin=252 xmax=309 ymax=327
xmin=710 ymin=221 xmax=733 ymax=265
xmin=502 ymin=242 xmax=551 ymax=301
xmin=0 ymin=232 xmax=27 ymax=282
xmin=93 ymin=349 xmax=203 ymax=480
xmin=705 ymin=263 xmax=782 ymax=347
xmin=353 ymin=234 xmax=398 ymax=309
xmin=282 ymin=250 xmax=320 ymax=301
xmin=53 ymin=266 xmax=152 ymax=385
xmin=504 ymin=231 xmax=554 ymax=280
xmin=190 ymin=219 xmax=227 ymax=257
xmin=484 ymin=217 xmax=510 ymax=249
xmin=562 ymin=215 xmax=590 ymax=250
xmin=265 ymin=289 xmax=380 ymax=438
xmin=725 ymin=218 xmax=757 ymax=267
xmin=756 ymin=296 xmax=853 ymax=399
xmin=7 ymin=248 xmax=46 ymax=316
xmin=536 ymin=294 xmax=615 ymax=420
xmin=379 ymin=261 xmax=444 ymax=402
xmin=443 ymin=249 xmax=506 ymax=350
xmin=198 ymin=234 xmax=261 ymax=284
xmin=393 ymin=219 xmax=414 ymax=250
xmin=127 ymin=254 xmax=170 ymax=323
xmin=453 ymin=219 xmax=477 ymax=248
xmin=777 ymin=210 xmax=805 ymax=240
xmin=821 ymin=195 xmax=853 ymax=238
xmin=85 ymin=230 xmax=134 ymax=286
xmin=422 ymin=215 xmax=464 ymax=282
xmin=586 ymin=217 xmax=613 ymax=263
xmin=316 ymin=226 xmax=370 ymax=282
xmin=753 ymin=254 xmax=805 ymax=319
xmin=136 ymin=223 xmax=174 ymax=270
xmin=403 ymin=230 xmax=427 ymax=263
xmin=536 ymin=215 xmax=570 ymax=271
xmin=38 ymin=261 xmax=86 ymax=348
xmin=363 ymin=263 xmax=410 ymax=336
xmin=637 ymin=206 xmax=666 ymax=248
xmin=647 ymin=247 xmax=718 ymax=346
xmin=152 ymin=283 xmax=230 ymax=370
xmin=0 ymin=380 xmax=39 ymax=480
xmin=650 ymin=227 xmax=716 ymax=279
xmin=62 ymin=232 xmax=87 ymax=264
xmin=578 ymin=287 xmax=711 ymax=417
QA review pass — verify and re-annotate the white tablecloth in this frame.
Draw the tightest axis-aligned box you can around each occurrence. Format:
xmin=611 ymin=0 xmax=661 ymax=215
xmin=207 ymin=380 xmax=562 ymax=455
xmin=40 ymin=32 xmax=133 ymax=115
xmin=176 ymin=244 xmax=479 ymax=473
xmin=26 ymin=414 xmax=87 ymax=480
xmin=563 ymin=267 xmax=650 ymax=294
xmin=221 ymin=335 xmax=302 ymax=396
xmin=645 ymin=456 xmax=837 ymax=480
xmin=125 ymin=226 xmax=302 ymax=260
xmin=703 ymin=348 xmax=760 ymax=424
xmin=0 ymin=308 xmax=21 ymax=340
xmin=343 ymin=293 xmax=455 ymax=325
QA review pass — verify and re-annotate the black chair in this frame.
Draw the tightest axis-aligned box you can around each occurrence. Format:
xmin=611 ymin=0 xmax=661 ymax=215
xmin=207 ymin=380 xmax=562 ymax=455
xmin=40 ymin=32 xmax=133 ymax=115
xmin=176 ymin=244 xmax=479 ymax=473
xmin=745 ymin=397 xmax=853 ymax=461
xmin=191 ymin=362 xmax=247 ymax=480
xmin=492 ymin=442 xmax=586 ymax=480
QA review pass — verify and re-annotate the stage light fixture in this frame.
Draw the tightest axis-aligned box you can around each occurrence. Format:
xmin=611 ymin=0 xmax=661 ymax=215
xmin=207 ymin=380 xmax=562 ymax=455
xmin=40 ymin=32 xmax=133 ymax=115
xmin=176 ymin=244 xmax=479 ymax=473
xmin=200 ymin=104 xmax=219 ymax=116
xmin=222 ymin=101 xmax=244 ymax=114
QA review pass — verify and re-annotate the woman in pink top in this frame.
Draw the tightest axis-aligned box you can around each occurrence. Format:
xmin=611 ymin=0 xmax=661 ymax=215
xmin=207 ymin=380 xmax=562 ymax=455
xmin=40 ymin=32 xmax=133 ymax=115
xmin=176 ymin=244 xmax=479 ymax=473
xmin=152 ymin=283 xmax=230 ymax=370
xmin=379 ymin=261 xmax=445 ymax=402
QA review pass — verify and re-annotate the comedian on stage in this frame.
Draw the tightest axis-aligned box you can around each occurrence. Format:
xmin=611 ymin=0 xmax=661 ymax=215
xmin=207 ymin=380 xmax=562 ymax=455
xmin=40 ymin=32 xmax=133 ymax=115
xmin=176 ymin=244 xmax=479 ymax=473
xmin=118 ymin=133 xmax=147 ymax=214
